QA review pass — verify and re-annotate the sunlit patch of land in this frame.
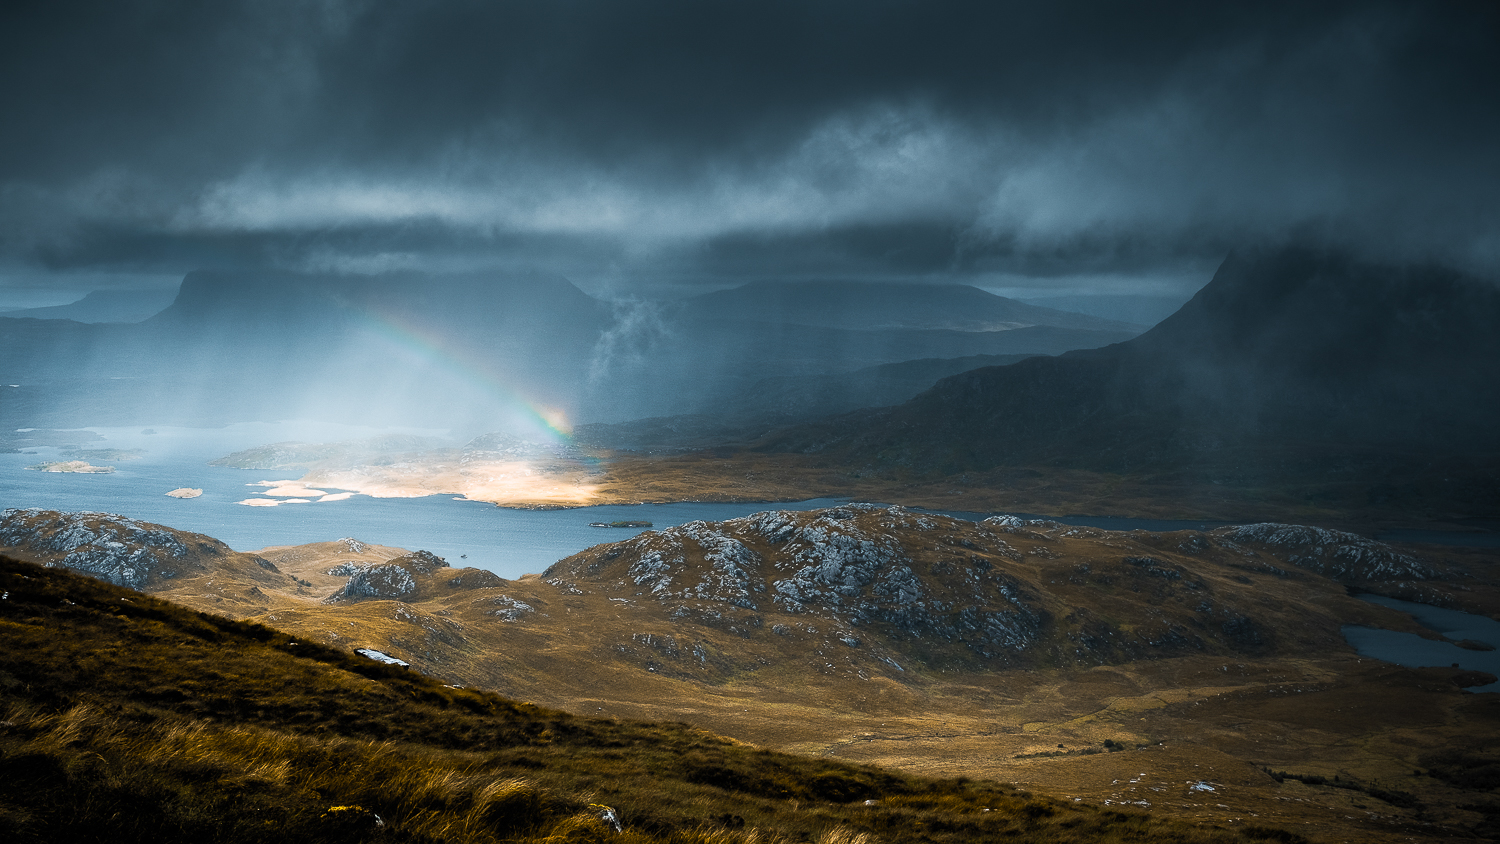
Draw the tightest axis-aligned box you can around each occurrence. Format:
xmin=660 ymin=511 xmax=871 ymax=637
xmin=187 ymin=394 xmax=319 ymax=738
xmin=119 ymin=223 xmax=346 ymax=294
xmin=303 ymin=456 xmax=606 ymax=508
xmin=235 ymin=480 xmax=359 ymax=505
xmin=233 ymin=441 xmax=1496 ymax=533
xmin=254 ymin=482 xmax=332 ymax=498
xmin=164 ymin=487 xmax=202 ymax=498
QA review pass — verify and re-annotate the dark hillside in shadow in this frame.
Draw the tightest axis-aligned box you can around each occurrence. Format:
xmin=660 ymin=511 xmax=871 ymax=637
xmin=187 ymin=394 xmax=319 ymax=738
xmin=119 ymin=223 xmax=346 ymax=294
xmin=759 ymin=247 xmax=1500 ymax=518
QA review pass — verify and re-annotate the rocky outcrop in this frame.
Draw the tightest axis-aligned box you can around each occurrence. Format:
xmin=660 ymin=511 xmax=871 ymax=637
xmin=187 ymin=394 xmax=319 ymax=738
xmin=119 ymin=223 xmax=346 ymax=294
xmin=547 ymin=505 xmax=1441 ymax=671
xmin=327 ymin=564 xmax=420 ymax=603
xmin=0 ymin=508 xmax=271 ymax=589
xmin=1212 ymin=523 xmax=1438 ymax=582
xmin=389 ymin=550 xmax=449 ymax=575
xmin=325 ymin=551 xmax=501 ymax=605
xmin=554 ymin=505 xmax=1043 ymax=662
xmin=325 ymin=550 xmax=464 ymax=603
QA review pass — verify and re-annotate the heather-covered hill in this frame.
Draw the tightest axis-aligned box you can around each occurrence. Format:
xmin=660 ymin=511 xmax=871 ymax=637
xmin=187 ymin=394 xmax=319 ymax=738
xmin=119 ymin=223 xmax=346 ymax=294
xmin=0 ymin=551 xmax=1287 ymax=844
xmin=0 ymin=505 xmax=1439 ymax=681
xmin=541 ymin=505 xmax=1430 ymax=672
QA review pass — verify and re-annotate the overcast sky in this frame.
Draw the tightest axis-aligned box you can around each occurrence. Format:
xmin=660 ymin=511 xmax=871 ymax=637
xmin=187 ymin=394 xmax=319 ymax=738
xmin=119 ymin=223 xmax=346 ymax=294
xmin=2 ymin=0 xmax=1496 ymax=302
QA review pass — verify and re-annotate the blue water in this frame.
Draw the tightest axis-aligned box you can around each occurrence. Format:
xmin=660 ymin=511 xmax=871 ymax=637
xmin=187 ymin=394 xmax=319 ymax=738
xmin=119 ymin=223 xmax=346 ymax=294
xmin=0 ymin=422 xmax=844 ymax=578
xmin=1343 ymin=594 xmax=1500 ymax=693
xmin=4 ymin=422 xmax=1493 ymax=581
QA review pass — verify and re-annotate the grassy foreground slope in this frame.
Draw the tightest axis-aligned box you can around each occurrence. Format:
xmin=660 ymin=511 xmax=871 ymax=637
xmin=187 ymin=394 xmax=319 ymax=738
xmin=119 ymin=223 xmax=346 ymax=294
xmin=0 ymin=554 xmax=1290 ymax=844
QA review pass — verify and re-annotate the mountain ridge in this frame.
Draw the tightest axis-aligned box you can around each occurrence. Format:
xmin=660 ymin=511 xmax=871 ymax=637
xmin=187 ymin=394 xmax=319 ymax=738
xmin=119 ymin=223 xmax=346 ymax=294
xmin=1 ymin=270 xmax=1143 ymax=430
xmin=675 ymin=280 xmax=1146 ymax=333
xmin=759 ymin=247 xmax=1500 ymax=481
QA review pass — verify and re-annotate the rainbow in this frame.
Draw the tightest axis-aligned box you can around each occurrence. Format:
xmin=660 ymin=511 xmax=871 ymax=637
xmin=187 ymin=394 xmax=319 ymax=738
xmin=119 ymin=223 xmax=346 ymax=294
xmin=351 ymin=305 xmax=576 ymax=445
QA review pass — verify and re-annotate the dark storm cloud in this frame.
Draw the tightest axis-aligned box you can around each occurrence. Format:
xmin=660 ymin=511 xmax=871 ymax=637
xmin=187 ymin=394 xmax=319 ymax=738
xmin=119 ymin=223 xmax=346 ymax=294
xmin=1 ymin=0 xmax=1497 ymax=288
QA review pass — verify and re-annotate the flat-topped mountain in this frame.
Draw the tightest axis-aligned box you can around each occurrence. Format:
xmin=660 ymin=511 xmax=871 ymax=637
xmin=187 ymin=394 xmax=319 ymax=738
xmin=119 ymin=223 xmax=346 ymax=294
xmin=0 ymin=269 xmax=613 ymax=430
xmin=149 ymin=268 xmax=609 ymax=344
xmin=0 ymin=288 xmax=178 ymax=323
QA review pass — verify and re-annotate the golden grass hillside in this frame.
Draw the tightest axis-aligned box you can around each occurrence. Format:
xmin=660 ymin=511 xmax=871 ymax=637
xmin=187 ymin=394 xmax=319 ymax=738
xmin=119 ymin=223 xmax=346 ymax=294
xmin=0 ymin=553 xmax=1297 ymax=844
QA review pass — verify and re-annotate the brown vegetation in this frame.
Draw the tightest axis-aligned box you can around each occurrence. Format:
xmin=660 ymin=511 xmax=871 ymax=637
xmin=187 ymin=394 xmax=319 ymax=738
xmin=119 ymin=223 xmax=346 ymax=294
xmin=8 ymin=505 xmax=1500 ymax=841
xmin=1 ymin=553 xmax=1285 ymax=843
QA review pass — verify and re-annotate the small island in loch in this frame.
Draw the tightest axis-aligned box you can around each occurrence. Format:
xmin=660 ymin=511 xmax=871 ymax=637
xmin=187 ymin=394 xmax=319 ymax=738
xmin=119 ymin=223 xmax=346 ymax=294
xmin=25 ymin=461 xmax=114 ymax=474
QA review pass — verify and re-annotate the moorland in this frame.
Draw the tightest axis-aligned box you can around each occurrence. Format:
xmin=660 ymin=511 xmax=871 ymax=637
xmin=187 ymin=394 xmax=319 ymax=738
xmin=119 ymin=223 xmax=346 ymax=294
xmin=4 ymin=505 xmax=1500 ymax=842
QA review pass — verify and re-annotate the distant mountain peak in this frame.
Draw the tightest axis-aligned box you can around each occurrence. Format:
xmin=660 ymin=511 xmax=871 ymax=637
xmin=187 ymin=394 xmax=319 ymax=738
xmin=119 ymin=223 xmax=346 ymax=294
xmin=761 ymin=246 xmax=1500 ymax=483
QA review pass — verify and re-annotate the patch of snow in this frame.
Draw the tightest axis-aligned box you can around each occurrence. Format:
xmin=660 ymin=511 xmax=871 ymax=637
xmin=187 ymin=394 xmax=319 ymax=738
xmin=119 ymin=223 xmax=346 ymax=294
xmin=355 ymin=648 xmax=410 ymax=667
xmin=488 ymin=595 xmax=535 ymax=621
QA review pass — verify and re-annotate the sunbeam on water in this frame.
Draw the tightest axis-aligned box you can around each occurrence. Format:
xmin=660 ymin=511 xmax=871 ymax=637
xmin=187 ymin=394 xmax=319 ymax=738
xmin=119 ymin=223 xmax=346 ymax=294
xmin=0 ymin=422 xmax=840 ymax=578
